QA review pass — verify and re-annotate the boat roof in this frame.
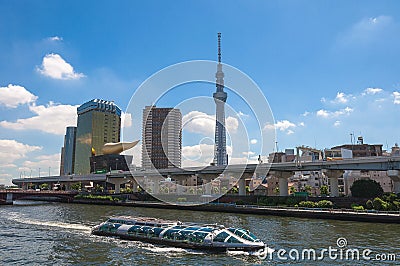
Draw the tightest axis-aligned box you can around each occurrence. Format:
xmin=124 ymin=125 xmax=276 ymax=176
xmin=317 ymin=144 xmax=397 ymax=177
xmin=108 ymin=216 xmax=224 ymax=228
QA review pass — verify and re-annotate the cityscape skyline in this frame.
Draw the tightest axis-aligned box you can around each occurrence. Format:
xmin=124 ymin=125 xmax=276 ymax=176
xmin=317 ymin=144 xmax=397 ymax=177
xmin=1 ymin=1 xmax=400 ymax=185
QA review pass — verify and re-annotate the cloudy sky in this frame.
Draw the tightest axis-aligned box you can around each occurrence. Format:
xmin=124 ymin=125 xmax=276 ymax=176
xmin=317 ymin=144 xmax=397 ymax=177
xmin=1 ymin=1 xmax=400 ymax=185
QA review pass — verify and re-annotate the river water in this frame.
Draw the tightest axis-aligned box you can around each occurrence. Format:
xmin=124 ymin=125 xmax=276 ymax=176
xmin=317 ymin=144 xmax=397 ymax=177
xmin=0 ymin=201 xmax=399 ymax=265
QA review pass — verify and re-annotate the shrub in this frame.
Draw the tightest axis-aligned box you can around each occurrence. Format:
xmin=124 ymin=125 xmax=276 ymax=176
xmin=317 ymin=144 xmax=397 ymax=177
xmin=350 ymin=179 xmax=383 ymax=198
xmin=365 ymin=200 xmax=373 ymax=209
xmin=285 ymin=197 xmax=300 ymax=206
xmin=298 ymin=201 xmax=316 ymax=208
xmin=373 ymin=197 xmax=389 ymax=211
xmin=316 ymin=200 xmax=333 ymax=209
xmin=351 ymin=204 xmax=365 ymax=211
xmin=177 ymin=197 xmax=187 ymax=202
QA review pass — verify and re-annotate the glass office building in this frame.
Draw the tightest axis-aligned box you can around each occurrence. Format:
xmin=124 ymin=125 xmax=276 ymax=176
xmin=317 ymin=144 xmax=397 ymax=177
xmin=74 ymin=99 xmax=121 ymax=174
xmin=62 ymin=126 xmax=77 ymax=175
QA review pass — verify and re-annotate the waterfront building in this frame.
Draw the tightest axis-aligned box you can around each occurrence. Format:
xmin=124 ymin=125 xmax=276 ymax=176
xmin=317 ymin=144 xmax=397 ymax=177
xmin=142 ymin=106 xmax=182 ymax=169
xmin=213 ymin=33 xmax=228 ymax=166
xmin=61 ymin=126 xmax=77 ymax=175
xmin=74 ymin=99 xmax=121 ymax=174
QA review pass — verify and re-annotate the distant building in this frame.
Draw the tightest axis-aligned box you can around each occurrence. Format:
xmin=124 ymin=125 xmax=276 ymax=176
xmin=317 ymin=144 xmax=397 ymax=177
xmin=142 ymin=106 xmax=182 ymax=169
xmin=60 ymin=147 xmax=65 ymax=176
xmin=61 ymin=126 xmax=77 ymax=175
xmin=74 ymin=99 xmax=121 ymax=174
xmin=331 ymin=143 xmax=382 ymax=157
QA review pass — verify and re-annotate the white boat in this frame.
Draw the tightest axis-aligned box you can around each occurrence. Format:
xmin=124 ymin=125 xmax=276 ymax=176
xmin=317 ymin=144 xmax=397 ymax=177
xmin=92 ymin=216 xmax=265 ymax=252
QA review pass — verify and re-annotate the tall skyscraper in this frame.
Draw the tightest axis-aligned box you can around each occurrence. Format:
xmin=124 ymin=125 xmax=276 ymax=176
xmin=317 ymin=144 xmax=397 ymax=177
xmin=74 ymin=99 xmax=121 ymax=174
xmin=142 ymin=106 xmax=182 ymax=169
xmin=62 ymin=126 xmax=77 ymax=175
xmin=213 ymin=32 xmax=228 ymax=166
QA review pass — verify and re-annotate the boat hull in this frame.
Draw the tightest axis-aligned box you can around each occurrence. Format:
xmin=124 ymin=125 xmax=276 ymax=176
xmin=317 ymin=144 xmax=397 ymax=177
xmin=92 ymin=230 xmax=263 ymax=252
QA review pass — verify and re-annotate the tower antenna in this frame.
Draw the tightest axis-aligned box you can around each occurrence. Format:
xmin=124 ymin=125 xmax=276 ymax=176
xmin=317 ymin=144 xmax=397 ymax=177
xmin=218 ymin=32 xmax=221 ymax=63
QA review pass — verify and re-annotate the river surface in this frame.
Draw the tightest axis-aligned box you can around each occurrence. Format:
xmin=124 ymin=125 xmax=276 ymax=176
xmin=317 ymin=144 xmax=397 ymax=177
xmin=0 ymin=201 xmax=399 ymax=265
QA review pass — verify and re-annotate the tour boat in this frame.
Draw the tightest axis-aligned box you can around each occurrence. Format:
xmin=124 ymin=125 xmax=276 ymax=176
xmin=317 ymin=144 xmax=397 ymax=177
xmin=92 ymin=216 xmax=265 ymax=252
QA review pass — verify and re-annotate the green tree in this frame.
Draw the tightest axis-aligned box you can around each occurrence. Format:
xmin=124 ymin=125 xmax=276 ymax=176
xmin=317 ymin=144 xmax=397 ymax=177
xmin=230 ymin=186 xmax=239 ymax=194
xmin=40 ymin=183 xmax=49 ymax=190
xmin=274 ymin=187 xmax=280 ymax=195
xmin=289 ymin=186 xmax=297 ymax=195
xmin=350 ymin=179 xmax=383 ymax=198
xmin=320 ymin=185 xmax=329 ymax=196
xmin=221 ymin=187 xmax=228 ymax=194
xmin=70 ymin=182 xmax=82 ymax=191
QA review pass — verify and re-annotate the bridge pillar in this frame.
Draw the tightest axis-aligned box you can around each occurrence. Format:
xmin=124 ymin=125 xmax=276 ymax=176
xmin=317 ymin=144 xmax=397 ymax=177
xmin=271 ymin=171 xmax=292 ymax=196
xmin=130 ymin=178 xmax=138 ymax=193
xmin=198 ymin=174 xmax=218 ymax=195
xmin=387 ymin=170 xmax=400 ymax=193
xmin=107 ymin=177 xmax=130 ymax=194
xmin=6 ymin=193 xmax=13 ymax=204
xmin=238 ymin=178 xmax=246 ymax=196
xmin=325 ymin=170 xmax=343 ymax=197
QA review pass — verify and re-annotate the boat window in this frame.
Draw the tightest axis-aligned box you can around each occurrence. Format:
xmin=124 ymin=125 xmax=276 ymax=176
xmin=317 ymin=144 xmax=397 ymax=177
xmin=226 ymin=236 xmax=242 ymax=243
xmin=214 ymin=231 xmax=229 ymax=242
xmin=185 ymin=227 xmax=200 ymax=231
xmin=198 ymin=227 xmax=213 ymax=232
xmin=171 ymin=225 xmax=186 ymax=230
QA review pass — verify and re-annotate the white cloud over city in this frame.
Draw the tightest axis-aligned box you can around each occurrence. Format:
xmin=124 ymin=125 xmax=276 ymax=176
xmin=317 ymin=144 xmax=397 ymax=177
xmin=182 ymin=111 xmax=239 ymax=136
xmin=0 ymin=84 xmax=38 ymax=108
xmin=0 ymin=102 xmax=78 ymax=135
xmin=0 ymin=139 xmax=42 ymax=165
xmin=37 ymin=53 xmax=85 ymax=80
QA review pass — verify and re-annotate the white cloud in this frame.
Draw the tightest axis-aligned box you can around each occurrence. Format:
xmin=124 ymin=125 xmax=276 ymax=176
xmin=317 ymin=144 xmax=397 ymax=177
xmin=121 ymin=112 xmax=132 ymax=128
xmin=0 ymin=84 xmax=38 ymax=108
xmin=302 ymin=111 xmax=310 ymax=117
xmin=363 ymin=88 xmax=383 ymax=95
xmin=298 ymin=122 xmax=305 ymax=127
xmin=22 ymin=153 xmax=61 ymax=176
xmin=182 ymin=144 xmax=234 ymax=167
xmin=264 ymin=120 xmax=296 ymax=131
xmin=338 ymin=15 xmax=394 ymax=46
xmin=316 ymin=107 xmax=353 ymax=118
xmin=182 ymin=111 xmax=238 ymax=136
xmin=286 ymin=130 xmax=294 ymax=135
xmin=0 ymin=139 xmax=42 ymax=165
xmin=242 ymin=151 xmax=255 ymax=156
xmin=48 ymin=36 xmax=63 ymax=41
xmin=237 ymin=111 xmax=249 ymax=118
xmin=332 ymin=92 xmax=349 ymax=104
xmin=334 ymin=120 xmax=341 ymax=127
xmin=393 ymin=92 xmax=400 ymax=104
xmin=0 ymin=102 xmax=78 ymax=135
xmin=37 ymin=53 xmax=85 ymax=80
xmin=250 ymin=139 xmax=257 ymax=144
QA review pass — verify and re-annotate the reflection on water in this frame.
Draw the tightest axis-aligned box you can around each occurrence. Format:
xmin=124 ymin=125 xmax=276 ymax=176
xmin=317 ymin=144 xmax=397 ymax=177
xmin=0 ymin=201 xmax=399 ymax=265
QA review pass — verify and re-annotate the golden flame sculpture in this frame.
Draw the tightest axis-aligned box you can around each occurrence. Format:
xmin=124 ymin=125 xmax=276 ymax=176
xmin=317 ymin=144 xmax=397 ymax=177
xmin=101 ymin=140 xmax=140 ymax=155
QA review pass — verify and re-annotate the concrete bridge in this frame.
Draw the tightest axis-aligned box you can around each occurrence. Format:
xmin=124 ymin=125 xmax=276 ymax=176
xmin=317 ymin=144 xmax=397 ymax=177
xmin=12 ymin=156 xmax=400 ymax=197
xmin=110 ymin=156 xmax=400 ymax=196
xmin=0 ymin=190 xmax=78 ymax=205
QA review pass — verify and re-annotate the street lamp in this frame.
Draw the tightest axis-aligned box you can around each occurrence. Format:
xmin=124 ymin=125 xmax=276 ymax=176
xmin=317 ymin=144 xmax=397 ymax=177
xmin=49 ymin=166 xmax=51 ymax=177
xmin=39 ymin=168 xmax=41 ymax=178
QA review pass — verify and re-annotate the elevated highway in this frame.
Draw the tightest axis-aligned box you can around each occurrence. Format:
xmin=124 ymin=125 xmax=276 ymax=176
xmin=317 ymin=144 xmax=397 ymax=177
xmin=12 ymin=156 xmax=400 ymax=196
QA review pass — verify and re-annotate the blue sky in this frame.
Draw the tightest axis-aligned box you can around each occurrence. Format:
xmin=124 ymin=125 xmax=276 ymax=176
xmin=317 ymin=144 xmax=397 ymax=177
xmin=1 ymin=1 xmax=400 ymax=185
